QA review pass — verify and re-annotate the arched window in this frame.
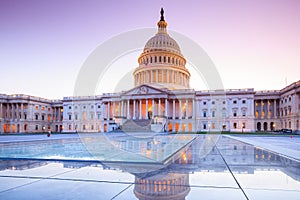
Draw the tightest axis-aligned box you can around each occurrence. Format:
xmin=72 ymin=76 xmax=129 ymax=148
xmin=155 ymin=56 xmax=157 ymax=62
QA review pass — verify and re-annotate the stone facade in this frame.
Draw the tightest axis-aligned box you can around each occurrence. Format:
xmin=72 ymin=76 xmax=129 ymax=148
xmin=0 ymin=94 xmax=63 ymax=133
xmin=0 ymin=10 xmax=299 ymax=134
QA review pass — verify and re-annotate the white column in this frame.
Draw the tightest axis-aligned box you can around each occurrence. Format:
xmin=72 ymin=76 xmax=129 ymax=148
xmin=6 ymin=104 xmax=8 ymax=119
xmin=167 ymin=70 xmax=169 ymax=83
xmin=179 ymin=99 xmax=182 ymax=119
xmin=192 ymin=99 xmax=195 ymax=119
xmin=12 ymin=104 xmax=15 ymax=120
xmin=146 ymin=99 xmax=148 ymax=119
xmin=185 ymin=99 xmax=188 ymax=119
xmin=133 ymin=100 xmax=136 ymax=119
xmin=21 ymin=103 xmax=24 ymax=119
xmin=165 ymin=99 xmax=168 ymax=117
xmin=173 ymin=100 xmax=175 ymax=119
xmin=158 ymin=99 xmax=161 ymax=116
xmin=107 ymin=102 xmax=110 ymax=119
xmin=267 ymin=100 xmax=270 ymax=119
xmin=260 ymin=99 xmax=263 ymax=118
xmin=151 ymin=70 xmax=153 ymax=83
xmin=121 ymin=101 xmax=124 ymax=117
xmin=139 ymin=99 xmax=142 ymax=119
xmin=127 ymin=100 xmax=130 ymax=119
xmin=15 ymin=104 xmax=18 ymax=120
xmin=58 ymin=107 xmax=61 ymax=121
xmin=274 ymin=99 xmax=277 ymax=118
xmin=113 ymin=101 xmax=116 ymax=117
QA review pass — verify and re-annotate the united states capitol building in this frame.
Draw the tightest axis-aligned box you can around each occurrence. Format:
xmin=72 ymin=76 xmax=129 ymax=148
xmin=0 ymin=10 xmax=299 ymax=134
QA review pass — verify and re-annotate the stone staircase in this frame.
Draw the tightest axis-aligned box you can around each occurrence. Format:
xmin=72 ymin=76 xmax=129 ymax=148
xmin=121 ymin=119 xmax=152 ymax=132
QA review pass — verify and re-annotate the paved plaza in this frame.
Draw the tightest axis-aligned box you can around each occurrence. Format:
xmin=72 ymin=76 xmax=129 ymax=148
xmin=0 ymin=133 xmax=299 ymax=200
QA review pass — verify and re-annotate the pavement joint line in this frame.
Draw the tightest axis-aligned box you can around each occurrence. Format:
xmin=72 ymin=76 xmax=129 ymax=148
xmin=0 ymin=168 xmax=76 ymax=194
xmin=215 ymin=145 xmax=250 ymax=200
xmin=110 ymin=184 xmax=134 ymax=200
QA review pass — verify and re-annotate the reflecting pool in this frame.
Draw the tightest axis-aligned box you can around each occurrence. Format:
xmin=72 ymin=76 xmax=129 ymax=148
xmin=0 ymin=134 xmax=299 ymax=200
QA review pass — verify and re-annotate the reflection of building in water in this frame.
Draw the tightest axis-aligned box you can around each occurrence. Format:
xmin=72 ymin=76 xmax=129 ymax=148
xmin=0 ymin=160 xmax=48 ymax=171
xmin=134 ymin=173 xmax=190 ymax=200
xmin=0 ymin=137 xmax=300 ymax=199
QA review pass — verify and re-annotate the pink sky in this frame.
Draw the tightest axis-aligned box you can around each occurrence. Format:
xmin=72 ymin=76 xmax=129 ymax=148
xmin=0 ymin=0 xmax=299 ymax=98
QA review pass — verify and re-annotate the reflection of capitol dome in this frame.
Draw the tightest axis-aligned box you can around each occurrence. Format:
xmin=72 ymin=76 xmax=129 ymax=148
xmin=134 ymin=173 xmax=190 ymax=200
xmin=133 ymin=8 xmax=190 ymax=90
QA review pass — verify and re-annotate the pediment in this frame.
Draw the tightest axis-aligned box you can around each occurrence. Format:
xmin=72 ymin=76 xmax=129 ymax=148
xmin=123 ymin=85 xmax=168 ymax=96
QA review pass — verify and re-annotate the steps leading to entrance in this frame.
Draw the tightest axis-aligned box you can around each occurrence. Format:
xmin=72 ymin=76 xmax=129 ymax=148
xmin=121 ymin=119 xmax=152 ymax=132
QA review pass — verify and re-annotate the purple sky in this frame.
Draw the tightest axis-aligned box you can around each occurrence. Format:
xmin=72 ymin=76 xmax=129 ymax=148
xmin=0 ymin=0 xmax=299 ymax=99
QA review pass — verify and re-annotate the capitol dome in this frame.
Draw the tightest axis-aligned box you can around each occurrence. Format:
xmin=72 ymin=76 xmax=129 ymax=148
xmin=143 ymin=31 xmax=182 ymax=55
xmin=133 ymin=8 xmax=190 ymax=90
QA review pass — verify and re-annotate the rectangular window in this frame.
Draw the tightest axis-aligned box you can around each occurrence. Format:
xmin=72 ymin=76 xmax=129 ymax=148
xmin=203 ymin=124 xmax=206 ymax=129
xmin=242 ymin=100 xmax=246 ymax=104
xmin=212 ymin=111 xmax=215 ymax=117
xmin=233 ymin=110 xmax=237 ymax=117
xmin=242 ymin=110 xmax=246 ymax=117
xmin=211 ymin=123 xmax=215 ymax=129
xmin=24 ymin=113 xmax=27 ymax=120
xmin=35 ymin=125 xmax=38 ymax=130
xmin=41 ymin=115 xmax=45 ymax=120
xmin=35 ymin=114 xmax=38 ymax=120
xmin=233 ymin=123 xmax=237 ymax=129
xmin=75 ymin=114 xmax=78 ymax=120
xmin=233 ymin=100 xmax=237 ymax=104
xmin=203 ymin=111 xmax=207 ymax=117
xmin=98 ymin=114 xmax=101 ymax=119
xmin=35 ymin=105 xmax=39 ymax=110
xmin=83 ymin=125 xmax=86 ymax=130
xmin=91 ymin=114 xmax=94 ymax=120
xmin=69 ymin=115 xmax=72 ymax=120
